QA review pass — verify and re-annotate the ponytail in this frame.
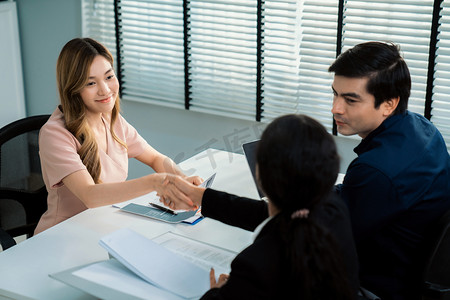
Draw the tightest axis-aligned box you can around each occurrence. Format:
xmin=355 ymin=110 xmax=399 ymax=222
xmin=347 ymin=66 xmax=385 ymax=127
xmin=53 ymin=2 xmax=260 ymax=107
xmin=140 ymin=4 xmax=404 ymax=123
xmin=279 ymin=213 xmax=355 ymax=300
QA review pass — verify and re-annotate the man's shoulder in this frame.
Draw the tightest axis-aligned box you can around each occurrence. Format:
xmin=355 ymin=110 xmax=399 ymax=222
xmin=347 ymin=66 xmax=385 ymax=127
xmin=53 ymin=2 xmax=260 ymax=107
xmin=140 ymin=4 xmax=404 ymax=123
xmin=391 ymin=111 xmax=444 ymax=144
xmin=404 ymin=110 xmax=437 ymax=133
xmin=385 ymin=111 xmax=435 ymax=137
xmin=356 ymin=111 xmax=447 ymax=172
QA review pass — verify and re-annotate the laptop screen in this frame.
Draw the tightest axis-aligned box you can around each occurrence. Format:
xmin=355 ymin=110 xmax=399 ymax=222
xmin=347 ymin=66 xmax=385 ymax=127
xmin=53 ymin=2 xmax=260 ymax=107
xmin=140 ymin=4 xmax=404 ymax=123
xmin=242 ymin=140 xmax=265 ymax=199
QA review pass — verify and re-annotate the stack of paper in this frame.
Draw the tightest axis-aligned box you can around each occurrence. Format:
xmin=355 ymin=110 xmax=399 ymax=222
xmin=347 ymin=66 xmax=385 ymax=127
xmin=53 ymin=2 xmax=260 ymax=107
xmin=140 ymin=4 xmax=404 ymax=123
xmin=99 ymin=228 xmax=210 ymax=298
xmin=50 ymin=228 xmax=237 ymax=300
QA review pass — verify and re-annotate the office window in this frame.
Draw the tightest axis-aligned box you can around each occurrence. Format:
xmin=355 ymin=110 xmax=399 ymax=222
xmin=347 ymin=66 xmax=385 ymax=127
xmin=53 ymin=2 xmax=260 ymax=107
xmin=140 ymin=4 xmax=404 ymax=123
xmin=81 ymin=0 xmax=117 ymax=69
xmin=119 ymin=0 xmax=186 ymax=108
xmin=434 ymin=1 xmax=450 ymax=149
xmin=83 ymin=0 xmax=186 ymax=108
xmin=188 ymin=0 xmax=258 ymax=120
xmin=342 ymin=0 xmax=434 ymax=115
xmin=82 ymin=0 xmax=450 ymax=152
xmin=262 ymin=0 xmax=338 ymax=132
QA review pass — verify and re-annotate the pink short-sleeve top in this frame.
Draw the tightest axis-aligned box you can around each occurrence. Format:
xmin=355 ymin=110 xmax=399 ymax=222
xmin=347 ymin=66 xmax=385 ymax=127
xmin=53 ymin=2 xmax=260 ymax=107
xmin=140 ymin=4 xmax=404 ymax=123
xmin=34 ymin=108 xmax=149 ymax=234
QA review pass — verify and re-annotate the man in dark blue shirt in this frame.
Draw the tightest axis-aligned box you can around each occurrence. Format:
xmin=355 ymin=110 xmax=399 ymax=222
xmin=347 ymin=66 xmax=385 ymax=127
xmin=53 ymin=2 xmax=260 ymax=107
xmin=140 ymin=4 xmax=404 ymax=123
xmin=329 ymin=41 xmax=450 ymax=300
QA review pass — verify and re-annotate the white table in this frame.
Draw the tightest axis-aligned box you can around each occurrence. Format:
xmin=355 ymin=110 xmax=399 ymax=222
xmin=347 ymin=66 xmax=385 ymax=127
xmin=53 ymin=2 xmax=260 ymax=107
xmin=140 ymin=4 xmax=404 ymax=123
xmin=0 ymin=149 xmax=259 ymax=300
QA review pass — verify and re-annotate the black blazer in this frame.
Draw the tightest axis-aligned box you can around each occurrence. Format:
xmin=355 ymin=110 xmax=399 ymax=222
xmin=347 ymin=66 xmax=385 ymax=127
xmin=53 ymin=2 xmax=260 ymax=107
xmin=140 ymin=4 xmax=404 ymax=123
xmin=199 ymin=189 xmax=359 ymax=300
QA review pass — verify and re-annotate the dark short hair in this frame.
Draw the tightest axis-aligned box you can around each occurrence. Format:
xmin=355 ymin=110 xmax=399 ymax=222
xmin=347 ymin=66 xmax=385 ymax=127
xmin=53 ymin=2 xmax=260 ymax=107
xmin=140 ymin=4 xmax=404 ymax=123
xmin=256 ymin=114 xmax=339 ymax=212
xmin=328 ymin=41 xmax=411 ymax=114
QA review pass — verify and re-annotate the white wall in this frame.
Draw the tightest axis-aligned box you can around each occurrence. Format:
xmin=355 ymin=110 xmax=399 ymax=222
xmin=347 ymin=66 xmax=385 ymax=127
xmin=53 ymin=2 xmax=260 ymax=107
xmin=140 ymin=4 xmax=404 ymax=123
xmin=15 ymin=0 xmax=81 ymax=116
xmin=0 ymin=1 xmax=26 ymax=128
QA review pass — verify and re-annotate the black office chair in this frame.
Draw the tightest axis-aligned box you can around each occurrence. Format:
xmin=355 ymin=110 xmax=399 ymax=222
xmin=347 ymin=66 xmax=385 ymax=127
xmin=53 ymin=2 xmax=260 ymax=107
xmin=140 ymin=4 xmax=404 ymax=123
xmin=422 ymin=209 xmax=450 ymax=300
xmin=0 ymin=227 xmax=16 ymax=250
xmin=0 ymin=114 xmax=50 ymax=250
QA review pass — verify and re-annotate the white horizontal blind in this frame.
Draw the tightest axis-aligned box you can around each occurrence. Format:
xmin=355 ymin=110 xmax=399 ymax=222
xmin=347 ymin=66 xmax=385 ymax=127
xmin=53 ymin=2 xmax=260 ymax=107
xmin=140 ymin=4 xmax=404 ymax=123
xmin=119 ymin=0 xmax=185 ymax=108
xmin=295 ymin=0 xmax=338 ymax=131
xmin=81 ymin=0 xmax=117 ymax=70
xmin=261 ymin=0 xmax=339 ymax=131
xmin=433 ymin=1 xmax=450 ymax=152
xmin=261 ymin=0 xmax=304 ymax=122
xmin=342 ymin=1 xmax=434 ymax=116
xmin=81 ymin=0 xmax=450 ymax=151
xmin=187 ymin=0 xmax=258 ymax=120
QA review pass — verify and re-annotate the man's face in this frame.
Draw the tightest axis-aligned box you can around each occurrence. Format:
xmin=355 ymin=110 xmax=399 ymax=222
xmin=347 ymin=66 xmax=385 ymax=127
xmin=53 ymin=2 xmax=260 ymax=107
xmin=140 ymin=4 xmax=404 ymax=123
xmin=331 ymin=75 xmax=393 ymax=139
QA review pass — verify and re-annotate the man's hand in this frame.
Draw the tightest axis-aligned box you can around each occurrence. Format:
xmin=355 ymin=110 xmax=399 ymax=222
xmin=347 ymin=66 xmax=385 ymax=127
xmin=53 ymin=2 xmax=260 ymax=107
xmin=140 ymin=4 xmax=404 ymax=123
xmin=160 ymin=176 xmax=206 ymax=210
xmin=154 ymin=174 xmax=194 ymax=209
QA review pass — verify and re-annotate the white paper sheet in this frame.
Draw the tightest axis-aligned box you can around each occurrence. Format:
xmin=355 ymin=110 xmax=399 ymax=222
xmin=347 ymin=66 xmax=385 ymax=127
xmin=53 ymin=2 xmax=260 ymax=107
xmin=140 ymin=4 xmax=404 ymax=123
xmin=99 ymin=228 xmax=210 ymax=299
xmin=153 ymin=231 xmax=236 ymax=276
xmin=72 ymin=259 xmax=184 ymax=300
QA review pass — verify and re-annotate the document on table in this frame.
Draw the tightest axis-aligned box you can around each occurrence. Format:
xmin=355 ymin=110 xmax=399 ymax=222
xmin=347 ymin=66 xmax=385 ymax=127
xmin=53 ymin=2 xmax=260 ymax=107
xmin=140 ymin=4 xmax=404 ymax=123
xmin=55 ymin=259 xmax=185 ymax=300
xmin=50 ymin=228 xmax=237 ymax=300
xmin=99 ymin=228 xmax=209 ymax=299
xmin=152 ymin=231 xmax=236 ymax=275
xmin=113 ymin=173 xmax=215 ymax=224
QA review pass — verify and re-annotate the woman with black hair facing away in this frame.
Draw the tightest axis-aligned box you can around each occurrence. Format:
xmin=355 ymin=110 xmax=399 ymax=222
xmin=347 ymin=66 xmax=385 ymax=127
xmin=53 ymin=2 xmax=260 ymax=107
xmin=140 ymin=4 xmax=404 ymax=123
xmin=168 ymin=114 xmax=359 ymax=299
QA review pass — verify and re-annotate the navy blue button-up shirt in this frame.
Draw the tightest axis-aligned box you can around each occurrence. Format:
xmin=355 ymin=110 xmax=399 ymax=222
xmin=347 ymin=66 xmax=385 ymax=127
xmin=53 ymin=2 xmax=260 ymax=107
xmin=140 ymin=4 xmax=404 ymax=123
xmin=336 ymin=111 xmax=450 ymax=300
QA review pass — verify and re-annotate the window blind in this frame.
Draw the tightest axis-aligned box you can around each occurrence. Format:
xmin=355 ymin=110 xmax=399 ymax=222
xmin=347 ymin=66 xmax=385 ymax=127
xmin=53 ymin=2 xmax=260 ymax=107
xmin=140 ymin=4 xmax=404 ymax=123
xmin=82 ymin=0 xmax=449 ymax=152
xmin=81 ymin=0 xmax=117 ymax=70
xmin=433 ymin=1 xmax=450 ymax=150
xmin=83 ymin=0 xmax=186 ymax=108
xmin=187 ymin=0 xmax=258 ymax=120
xmin=261 ymin=0 xmax=339 ymax=132
xmin=342 ymin=0 xmax=434 ymax=116
xmin=119 ymin=0 xmax=186 ymax=107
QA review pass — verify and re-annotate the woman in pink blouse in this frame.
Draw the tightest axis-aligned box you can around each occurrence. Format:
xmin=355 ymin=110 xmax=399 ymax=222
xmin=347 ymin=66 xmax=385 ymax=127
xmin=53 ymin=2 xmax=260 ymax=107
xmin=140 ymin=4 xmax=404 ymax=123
xmin=34 ymin=38 xmax=199 ymax=234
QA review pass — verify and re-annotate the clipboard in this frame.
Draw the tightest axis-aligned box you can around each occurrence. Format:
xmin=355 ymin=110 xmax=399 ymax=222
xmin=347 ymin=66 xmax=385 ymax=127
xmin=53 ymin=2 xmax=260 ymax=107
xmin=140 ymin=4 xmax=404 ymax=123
xmin=119 ymin=173 xmax=215 ymax=223
xmin=120 ymin=204 xmax=199 ymax=223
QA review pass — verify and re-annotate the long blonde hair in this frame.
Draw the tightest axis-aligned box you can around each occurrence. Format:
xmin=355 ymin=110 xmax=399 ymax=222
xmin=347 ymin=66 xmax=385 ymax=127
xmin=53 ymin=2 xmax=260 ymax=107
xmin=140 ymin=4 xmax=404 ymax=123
xmin=56 ymin=38 xmax=127 ymax=183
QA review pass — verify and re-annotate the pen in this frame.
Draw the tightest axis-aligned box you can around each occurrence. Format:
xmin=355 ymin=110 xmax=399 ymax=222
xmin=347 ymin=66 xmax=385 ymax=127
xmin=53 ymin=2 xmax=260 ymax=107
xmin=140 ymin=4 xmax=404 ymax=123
xmin=149 ymin=203 xmax=177 ymax=215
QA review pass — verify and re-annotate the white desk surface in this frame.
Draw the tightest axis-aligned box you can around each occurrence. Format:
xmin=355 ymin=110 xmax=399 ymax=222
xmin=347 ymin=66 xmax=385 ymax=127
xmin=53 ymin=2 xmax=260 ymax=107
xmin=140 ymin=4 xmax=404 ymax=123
xmin=0 ymin=149 xmax=259 ymax=300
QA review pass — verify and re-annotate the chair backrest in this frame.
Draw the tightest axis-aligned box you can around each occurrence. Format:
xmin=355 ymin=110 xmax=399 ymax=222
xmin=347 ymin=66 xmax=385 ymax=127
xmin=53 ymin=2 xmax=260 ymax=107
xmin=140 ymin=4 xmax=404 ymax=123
xmin=0 ymin=227 xmax=16 ymax=251
xmin=0 ymin=114 xmax=50 ymax=239
xmin=423 ymin=209 xmax=450 ymax=294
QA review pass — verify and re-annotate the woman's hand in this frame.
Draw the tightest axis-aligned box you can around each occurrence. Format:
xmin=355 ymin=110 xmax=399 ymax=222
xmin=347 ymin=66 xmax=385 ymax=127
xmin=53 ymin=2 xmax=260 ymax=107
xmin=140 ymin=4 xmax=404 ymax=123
xmin=160 ymin=176 xmax=206 ymax=210
xmin=209 ymin=268 xmax=229 ymax=289
xmin=153 ymin=173 xmax=194 ymax=208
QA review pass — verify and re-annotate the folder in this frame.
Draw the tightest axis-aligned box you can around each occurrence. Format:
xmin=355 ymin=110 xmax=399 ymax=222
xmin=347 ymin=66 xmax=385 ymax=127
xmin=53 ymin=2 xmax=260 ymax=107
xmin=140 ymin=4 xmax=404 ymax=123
xmin=114 ymin=173 xmax=216 ymax=224
xmin=50 ymin=229 xmax=237 ymax=300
